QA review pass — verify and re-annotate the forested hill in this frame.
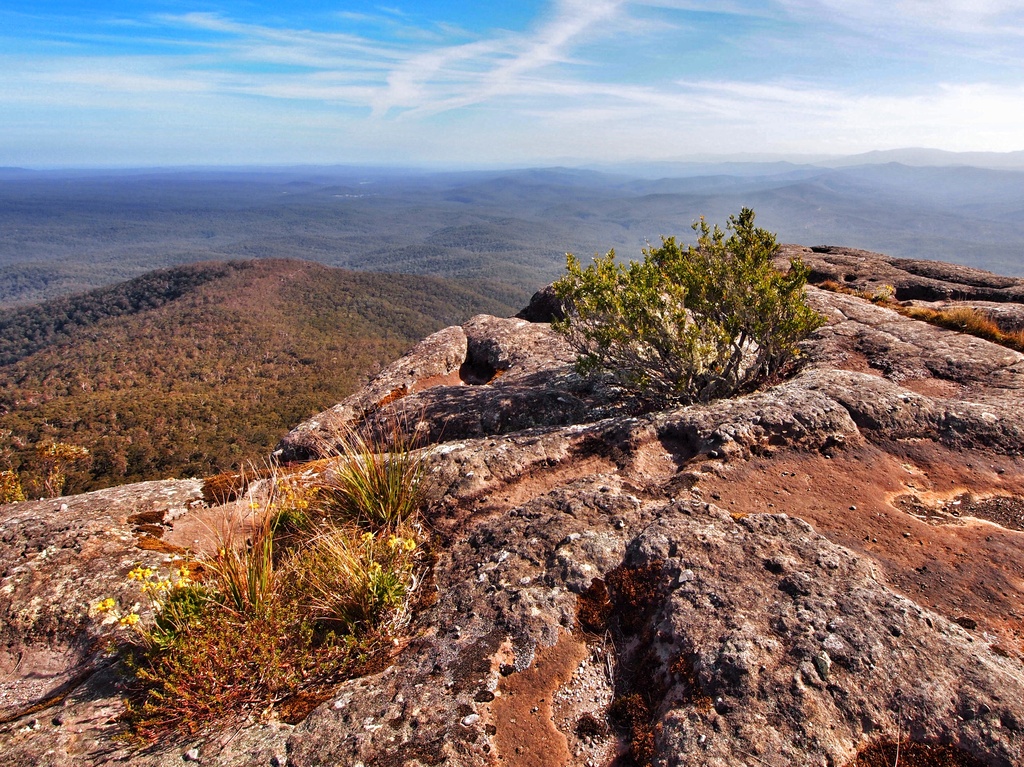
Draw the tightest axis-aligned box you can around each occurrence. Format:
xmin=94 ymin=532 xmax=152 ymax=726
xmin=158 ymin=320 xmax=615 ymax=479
xmin=0 ymin=259 xmax=514 ymax=495
xmin=0 ymin=262 xmax=239 ymax=366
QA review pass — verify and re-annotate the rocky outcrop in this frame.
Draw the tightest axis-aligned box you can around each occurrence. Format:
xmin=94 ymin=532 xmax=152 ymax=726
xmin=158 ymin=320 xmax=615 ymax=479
xmin=0 ymin=480 xmax=205 ymax=716
xmin=276 ymin=313 xmax=631 ymax=461
xmin=4 ymin=247 xmax=1024 ymax=766
xmin=785 ymin=244 xmax=1024 ymax=303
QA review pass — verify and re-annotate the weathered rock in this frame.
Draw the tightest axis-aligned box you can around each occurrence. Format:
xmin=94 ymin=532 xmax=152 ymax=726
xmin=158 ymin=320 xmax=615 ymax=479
xmin=514 ymin=284 xmax=566 ymax=323
xmin=0 ymin=480 xmax=205 ymax=720
xmin=4 ymin=246 xmax=1024 ymax=766
xmin=623 ymin=507 xmax=1024 ymax=767
xmin=277 ymin=313 xmax=631 ymax=458
xmin=275 ymin=323 xmax=469 ymax=460
xmin=786 ymin=244 xmax=1024 ymax=302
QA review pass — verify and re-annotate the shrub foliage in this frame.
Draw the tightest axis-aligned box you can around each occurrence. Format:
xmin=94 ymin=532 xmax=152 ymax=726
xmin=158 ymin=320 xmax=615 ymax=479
xmin=553 ymin=208 xmax=824 ymax=403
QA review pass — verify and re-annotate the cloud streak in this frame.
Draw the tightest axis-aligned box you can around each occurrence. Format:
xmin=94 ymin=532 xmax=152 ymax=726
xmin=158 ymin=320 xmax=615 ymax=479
xmin=1 ymin=0 xmax=1022 ymax=165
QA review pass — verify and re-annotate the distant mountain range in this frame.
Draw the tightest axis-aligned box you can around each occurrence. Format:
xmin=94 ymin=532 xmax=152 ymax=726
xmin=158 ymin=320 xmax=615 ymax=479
xmin=1 ymin=154 xmax=1023 ymax=308
xmin=0 ymin=259 xmax=513 ymax=494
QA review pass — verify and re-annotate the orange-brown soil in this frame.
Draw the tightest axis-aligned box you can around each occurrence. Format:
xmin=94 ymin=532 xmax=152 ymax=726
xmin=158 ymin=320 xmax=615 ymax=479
xmin=490 ymin=632 xmax=590 ymax=766
xmin=697 ymin=443 xmax=1024 ymax=655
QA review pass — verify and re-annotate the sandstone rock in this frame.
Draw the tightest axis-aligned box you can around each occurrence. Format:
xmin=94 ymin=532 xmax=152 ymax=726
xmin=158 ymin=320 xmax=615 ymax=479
xmin=0 ymin=480 xmax=205 ymax=719
xmin=275 ymin=323 xmax=469 ymax=460
xmin=4 ymin=247 xmax=1024 ymax=766
xmin=785 ymin=244 xmax=1024 ymax=302
xmin=277 ymin=313 xmax=630 ymax=459
xmin=514 ymin=284 xmax=565 ymax=323
xmin=622 ymin=507 xmax=1024 ymax=767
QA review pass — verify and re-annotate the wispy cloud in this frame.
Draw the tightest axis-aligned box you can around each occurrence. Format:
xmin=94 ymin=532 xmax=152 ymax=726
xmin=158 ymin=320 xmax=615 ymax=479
xmin=369 ymin=0 xmax=627 ymax=116
xmin=1 ymin=0 xmax=1022 ymax=165
xmin=776 ymin=0 xmax=1024 ymax=36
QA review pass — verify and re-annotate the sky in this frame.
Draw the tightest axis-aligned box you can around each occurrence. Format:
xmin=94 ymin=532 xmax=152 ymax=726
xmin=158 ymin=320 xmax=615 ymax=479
xmin=2 ymin=1 xmax=1023 ymax=168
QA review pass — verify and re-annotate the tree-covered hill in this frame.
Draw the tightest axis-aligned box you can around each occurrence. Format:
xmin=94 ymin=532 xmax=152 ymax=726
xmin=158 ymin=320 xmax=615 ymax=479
xmin=0 ymin=259 xmax=514 ymax=495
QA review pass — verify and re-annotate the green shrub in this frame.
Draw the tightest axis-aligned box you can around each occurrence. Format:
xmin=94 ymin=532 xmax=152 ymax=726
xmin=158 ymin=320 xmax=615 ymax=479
xmin=553 ymin=208 xmax=824 ymax=403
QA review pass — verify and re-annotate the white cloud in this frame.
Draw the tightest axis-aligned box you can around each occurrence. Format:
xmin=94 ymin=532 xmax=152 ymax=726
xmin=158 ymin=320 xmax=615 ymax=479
xmin=533 ymin=78 xmax=1024 ymax=156
xmin=369 ymin=0 xmax=627 ymax=117
xmin=2 ymin=0 xmax=1023 ymax=165
xmin=776 ymin=0 xmax=1024 ymax=34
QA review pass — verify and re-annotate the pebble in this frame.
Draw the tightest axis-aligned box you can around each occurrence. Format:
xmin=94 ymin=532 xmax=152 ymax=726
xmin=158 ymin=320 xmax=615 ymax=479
xmin=183 ymin=747 xmax=201 ymax=762
xmin=462 ymin=714 xmax=480 ymax=727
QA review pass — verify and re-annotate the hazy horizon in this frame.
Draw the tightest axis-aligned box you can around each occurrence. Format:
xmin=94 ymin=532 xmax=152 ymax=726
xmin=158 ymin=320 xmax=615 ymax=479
xmin=6 ymin=146 xmax=1024 ymax=175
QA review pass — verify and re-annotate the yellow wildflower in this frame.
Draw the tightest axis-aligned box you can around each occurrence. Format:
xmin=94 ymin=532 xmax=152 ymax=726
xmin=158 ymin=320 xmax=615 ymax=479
xmin=387 ymin=535 xmax=417 ymax=552
xmin=95 ymin=597 xmax=116 ymax=613
xmin=118 ymin=612 xmax=140 ymax=627
xmin=127 ymin=566 xmax=155 ymax=581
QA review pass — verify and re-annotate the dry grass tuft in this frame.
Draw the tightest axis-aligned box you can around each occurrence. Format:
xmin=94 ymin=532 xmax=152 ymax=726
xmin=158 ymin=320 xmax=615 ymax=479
xmin=817 ymin=282 xmax=1024 ymax=353
xmin=846 ymin=740 xmax=987 ymax=767
xmin=115 ymin=423 xmax=430 ymax=743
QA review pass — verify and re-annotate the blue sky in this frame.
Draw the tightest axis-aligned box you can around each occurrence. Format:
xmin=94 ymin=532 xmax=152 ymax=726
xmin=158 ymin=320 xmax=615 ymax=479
xmin=2 ymin=1 xmax=1023 ymax=167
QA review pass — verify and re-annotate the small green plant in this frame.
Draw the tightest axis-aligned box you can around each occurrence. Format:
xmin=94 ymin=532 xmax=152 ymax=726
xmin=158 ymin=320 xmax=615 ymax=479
xmin=553 ymin=208 xmax=824 ymax=404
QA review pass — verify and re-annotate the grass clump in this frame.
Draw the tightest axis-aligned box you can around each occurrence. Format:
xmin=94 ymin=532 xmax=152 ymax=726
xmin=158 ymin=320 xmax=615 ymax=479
xmin=819 ymin=280 xmax=1024 ymax=352
xmin=316 ymin=425 xmax=425 ymax=528
xmin=109 ymin=426 xmax=429 ymax=742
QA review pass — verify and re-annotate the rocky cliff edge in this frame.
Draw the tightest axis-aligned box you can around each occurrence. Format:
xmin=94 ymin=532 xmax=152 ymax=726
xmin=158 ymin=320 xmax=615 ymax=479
xmin=3 ymin=247 xmax=1024 ymax=766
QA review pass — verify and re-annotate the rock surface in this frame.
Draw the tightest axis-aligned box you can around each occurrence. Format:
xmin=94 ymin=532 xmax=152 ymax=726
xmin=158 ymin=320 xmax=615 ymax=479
xmin=3 ymin=247 xmax=1024 ymax=766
